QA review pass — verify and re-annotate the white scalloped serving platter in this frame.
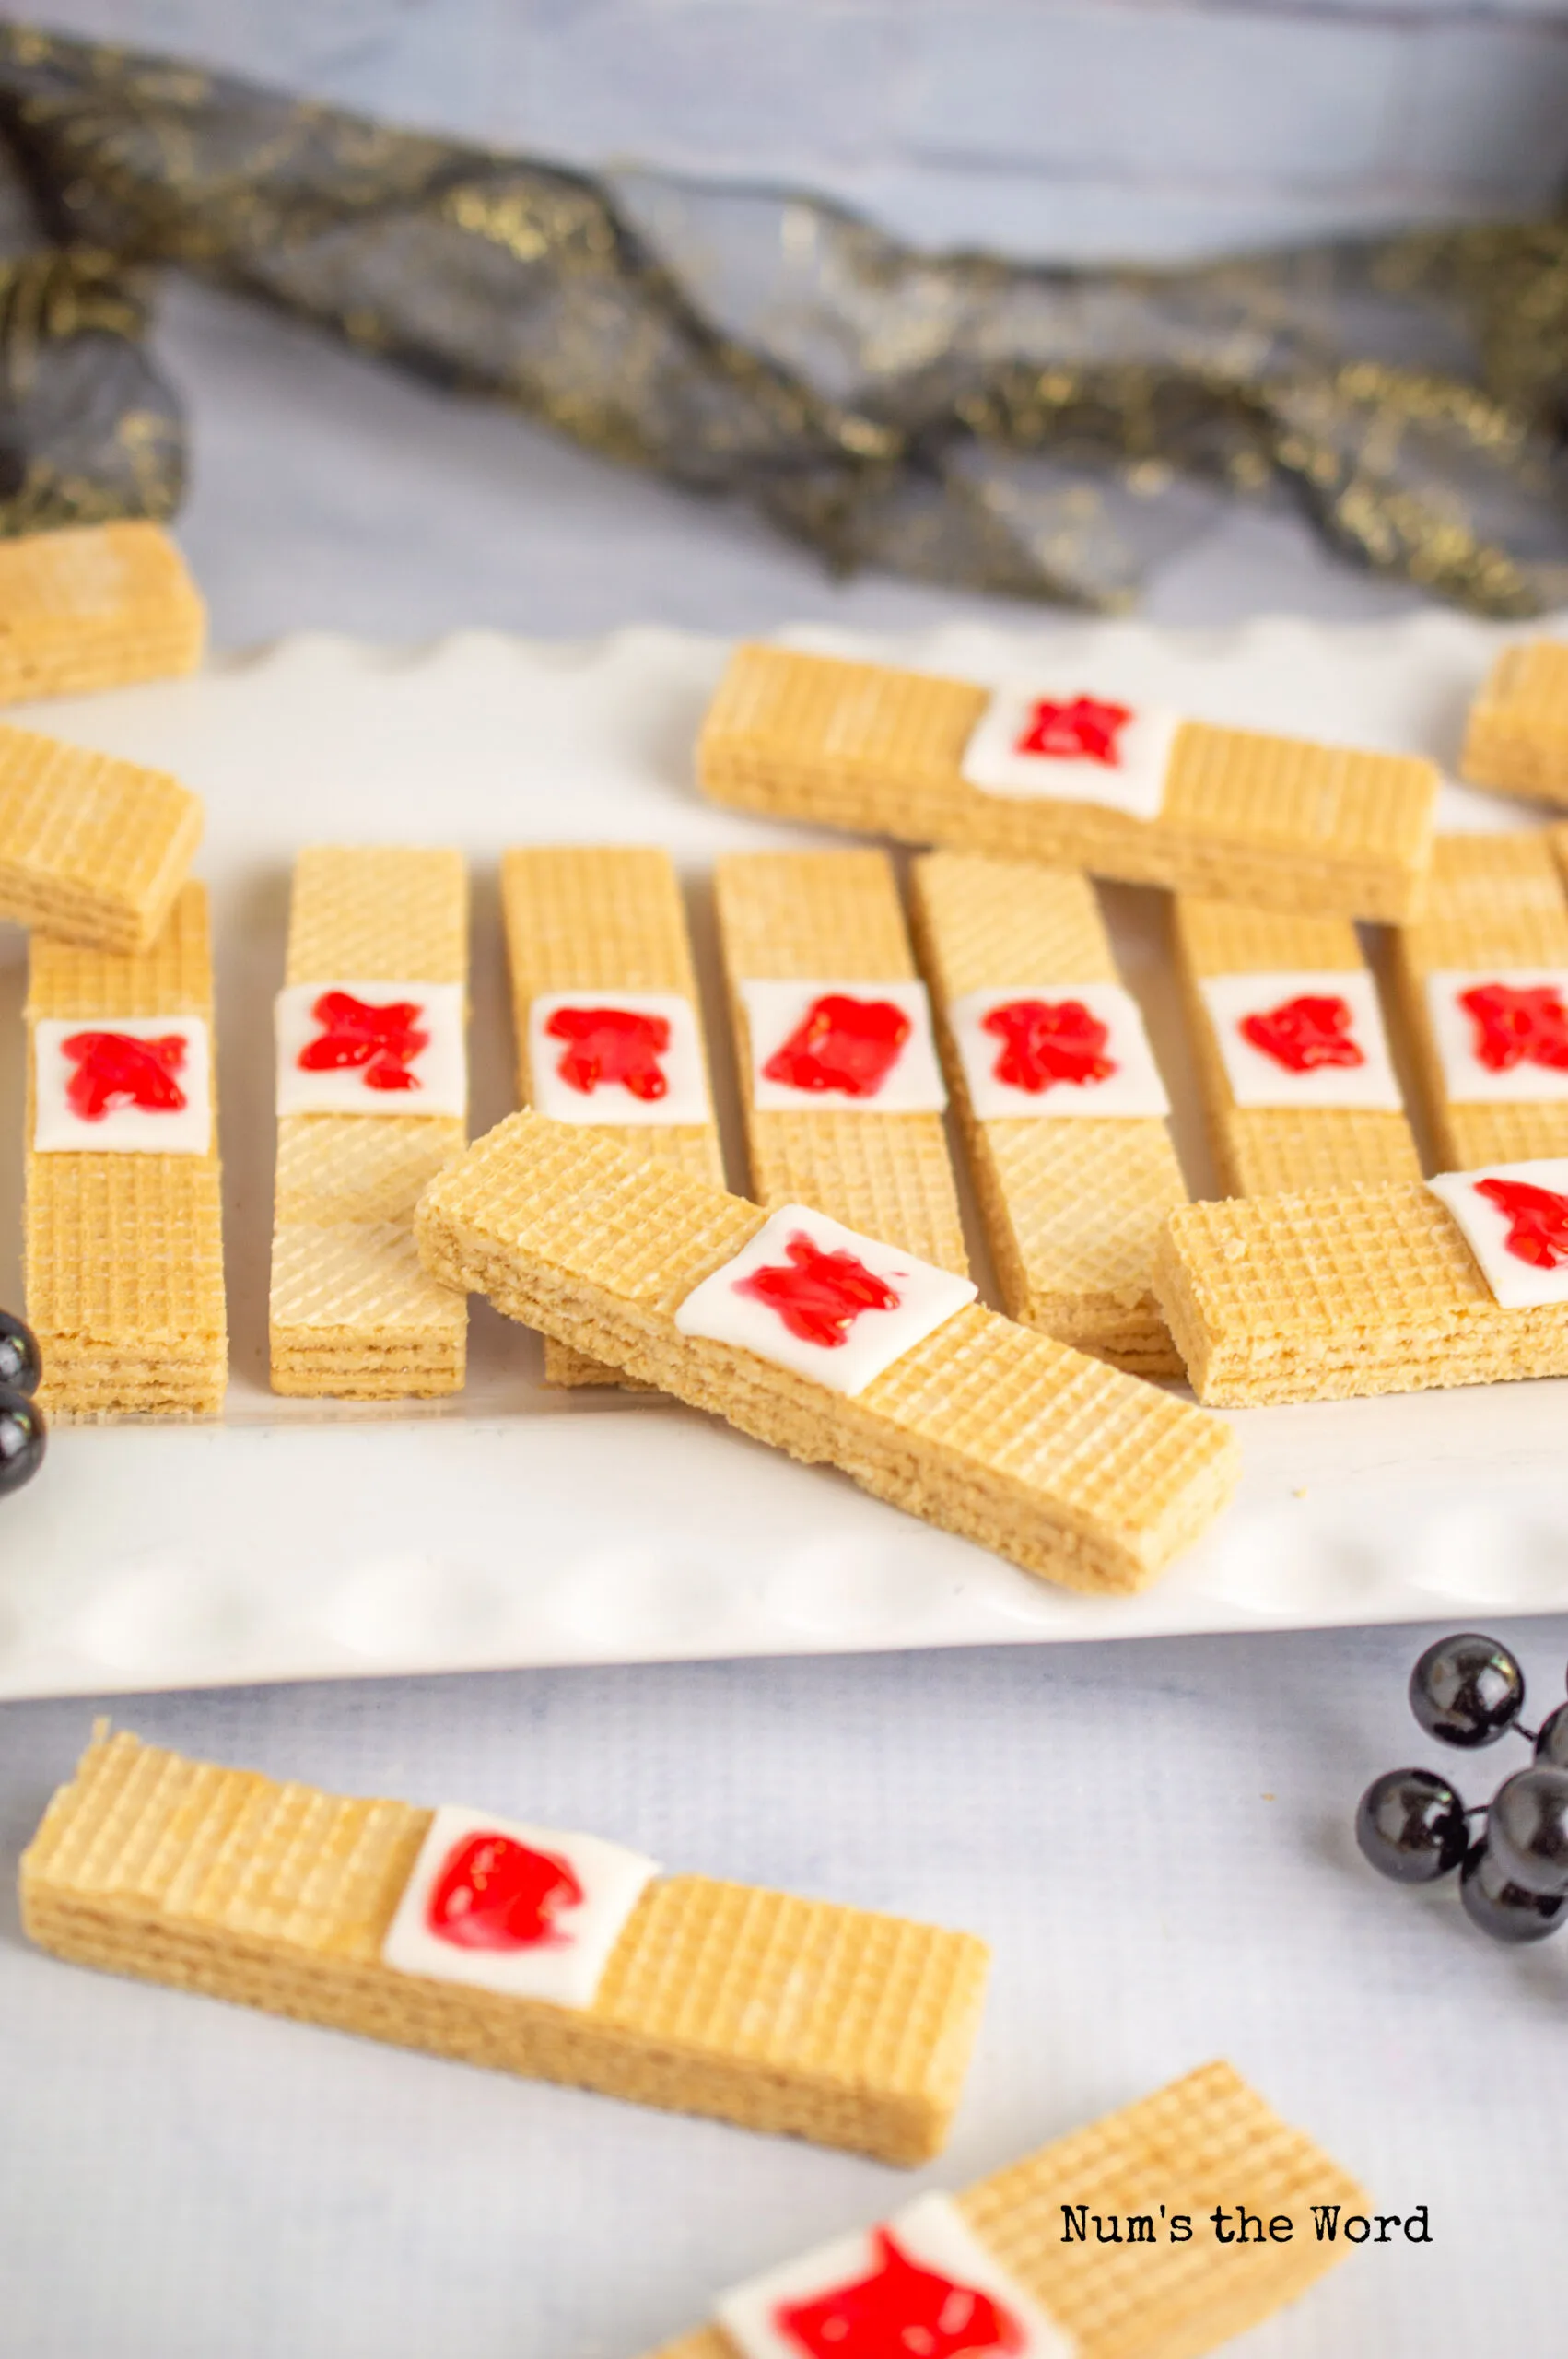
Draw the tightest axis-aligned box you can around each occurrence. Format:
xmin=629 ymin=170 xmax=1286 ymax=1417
xmin=3 ymin=613 xmax=1567 ymax=1700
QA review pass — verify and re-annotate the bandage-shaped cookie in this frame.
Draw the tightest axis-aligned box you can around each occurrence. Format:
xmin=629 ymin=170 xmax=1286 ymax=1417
xmin=1173 ymin=896 xmax=1420 ymax=1196
xmin=1387 ymin=832 xmax=1568 ymax=1170
xmin=0 ymin=522 xmax=205 ymax=706
xmin=22 ymin=1725 xmax=989 ymax=2165
xmin=715 ymin=850 xmax=967 ymax=1275
xmin=503 ymin=845 xmax=723 ymax=1385
xmin=644 ymin=2060 xmax=1367 ymax=2359
xmin=1156 ymin=1166 xmax=1568 ymax=1405
xmin=908 ymin=851 xmax=1184 ymax=1374
xmin=24 ymin=881 xmax=227 ymax=1415
xmin=0 ymin=722 xmax=202 ymax=952
xmin=699 ymin=645 xmax=1438 ymax=922
xmin=415 ymin=1110 xmax=1238 ymax=1591
xmin=269 ymin=846 xmax=468 ymax=1398
xmin=1460 ymin=641 xmax=1568 ymax=810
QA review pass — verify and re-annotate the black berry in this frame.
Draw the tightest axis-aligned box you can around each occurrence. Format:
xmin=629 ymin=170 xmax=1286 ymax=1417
xmin=0 ymin=1309 xmax=41 ymax=1398
xmin=1409 ymin=1633 xmax=1524 ymax=1748
xmin=1487 ymin=1766 xmax=1568 ymax=1898
xmin=1459 ymin=1838 xmax=1568 ymax=1944
xmin=0 ymin=1384 xmax=46 ymax=1495
xmin=1355 ymin=1768 xmax=1469 ymax=1884
xmin=1534 ymin=1703 xmax=1568 ymax=1771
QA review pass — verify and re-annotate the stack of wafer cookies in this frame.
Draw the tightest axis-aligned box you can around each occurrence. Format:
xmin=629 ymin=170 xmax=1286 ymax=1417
xmin=24 ymin=880 xmax=227 ymax=1415
xmin=416 ymin=1110 xmax=1239 ymax=1590
xmin=714 ymin=848 xmax=967 ymax=1274
xmin=0 ymin=722 xmax=202 ymax=951
xmin=269 ymin=846 xmax=469 ymax=1398
xmin=909 ymin=851 xmax=1185 ymax=1373
xmin=503 ymin=844 xmax=723 ymax=1385
xmin=1387 ymin=832 xmax=1568 ymax=1170
xmin=0 ymin=522 xmax=205 ymax=706
xmin=1461 ymin=641 xmax=1568 ymax=811
xmin=646 ymin=2060 xmax=1366 ymax=2359
xmin=22 ymin=1725 xmax=990 ymax=2165
xmin=1173 ymin=897 xmax=1421 ymax=1196
xmin=698 ymin=644 xmax=1438 ymax=921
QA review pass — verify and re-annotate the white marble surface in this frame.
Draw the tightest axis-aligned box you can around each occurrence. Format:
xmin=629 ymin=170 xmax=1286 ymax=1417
xmin=2 ymin=282 xmax=1566 ymax=2356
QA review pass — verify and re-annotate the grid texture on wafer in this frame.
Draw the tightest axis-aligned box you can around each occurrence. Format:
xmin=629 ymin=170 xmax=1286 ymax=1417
xmin=699 ymin=645 xmax=1437 ymax=921
xmin=0 ymin=722 xmax=202 ymax=952
xmin=270 ymin=846 xmax=468 ymax=1398
xmin=416 ymin=1111 xmax=1238 ymax=1591
xmin=0 ymin=522 xmax=205 ymax=705
xmin=22 ymin=1728 xmax=989 ymax=2165
xmin=1155 ymin=1180 xmax=1568 ymax=1405
xmin=503 ymin=846 xmax=724 ymax=1384
xmin=1173 ymin=894 xmax=1421 ymax=1196
xmin=715 ymin=848 xmax=968 ymax=1276
xmin=909 ymin=852 xmax=1184 ymax=1372
xmin=1460 ymin=642 xmax=1568 ymax=810
xmin=24 ymin=882 xmax=226 ymax=1416
xmin=647 ymin=2060 xmax=1367 ymax=2359
xmin=1387 ymin=832 xmax=1568 ymax=1169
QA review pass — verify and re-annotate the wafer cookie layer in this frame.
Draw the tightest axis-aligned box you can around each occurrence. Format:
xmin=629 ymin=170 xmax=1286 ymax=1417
xmin=646 ymin=2060 xmax=1367 ymax=2359
xmin=1155 ymin=1180 xmax=1568 ymax=1405
xmin=1387 ymin=833 xmax=1568 ymax=1169
xmin=25 ymin=881 xmax=227 ymax=1415
xmin=1460 ymin=642 xmax=1568 ymax=810
xmin=909 ymin=851 xmax=1185 ymax=1372
xmin=0 ymin=722 xmax=202 ymax=951
xmin=269 ymin=847 xmax=468 ymax=1398
xmin=0 ymin=522 xmax=205 ymax=706
xmin=1173 ymin=896 xmax=1420 ymax=1195
xmin=416 ymin=1111 xmax=1237 ymax=1591
xmin=23 ymin=1727 xmax=989 ymax=2165
xmin=699 ymin=645 xmax=1437 ymax=922
xmin=504 ymin=845 xmax=723 ymax=1385
xmin=715 ymin=849 xmax=968 ymax=1275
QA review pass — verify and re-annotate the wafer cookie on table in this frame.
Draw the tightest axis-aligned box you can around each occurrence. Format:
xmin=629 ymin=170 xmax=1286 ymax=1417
xmin=0 ymin=522 xmax=205 ymax=707
xmin=1173 ymin=895 xmax=1420 ymax=1196
xmin=0 ymin=722 xmax=202 ymax=951
xmin=715 ymin=848 xmax=967 ymax=1275
xmin=645 ymin=2060 xmax=1368 ymax=2359
xmin=908 ymin=851 xmax=1185 ymax=1373
xmin=25 ymin=880 xmax=226 ymax=1415
xmin=1460 ymin=641 xmax=1568 ymax=810
xmin=416 ymin=1110 xmax=1238 ymax=1591
xmin=503 ymin=843 xmax=722 ymax=1385
xmin=269 ymin=845 xmax=468 ymax=1398
xmin=22 ymin=1725 xmax=989 ymax=2165
xmin=1387 ymin=832 xmax=1568 ymax=1170
xmin=698 ymin=643 xmax=1438 ymax=921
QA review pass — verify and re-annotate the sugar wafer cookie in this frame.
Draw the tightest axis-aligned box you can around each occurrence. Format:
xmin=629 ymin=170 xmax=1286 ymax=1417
xmin=0 ymin=722 xmax=202 ymax=952
xmin=268 ymin=846 xmax=468 ymax=1398
xmin=415 ymin=1111 xmax=1238 ymax=1591
xmin=908 ymin=851 xmax=1185 ymax=1373
xmin=644 ymin=2060 xmax=1367 ymax=2359
xmin=25 ymin=881 xmax=227 ymax=1415
xmin=1460 ymin=641 xmax=1568 ymax=810
xmin=698 ymin=644 xmax=1437 ymax=921
xmin=503 ymin=845 xmax=722 ymax=1385
xmin=715 ymin=849 xmax=967 ymax=1275
xmin=22 ymin=1725 xmax=989 ymax=2166
xmin=0 ymin=522 xmax=205 ymax=706
xmin=1173 ymin=896 xmax=1419 ymax=1196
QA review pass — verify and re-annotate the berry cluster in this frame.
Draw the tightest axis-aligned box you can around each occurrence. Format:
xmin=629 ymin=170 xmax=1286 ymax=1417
xmin=0 ymin=1310 xmax=45 ymax=1496
xmin=1357 ymin=1634 xmax=1568 ymax=1943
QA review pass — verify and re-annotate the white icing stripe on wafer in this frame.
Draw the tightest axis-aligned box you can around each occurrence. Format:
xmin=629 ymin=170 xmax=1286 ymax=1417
xmin=949 ymin=981 xmax=1170 ymax=1120
xmin=961 ymin=681 xmax=1178 ymax=817
xmin=740 ymin=978 xmax=947 ymax=1113
xmin=528 ymin=989 xmax=711 ymax=1125
xmin=1198 ymin=968 xmax=1403 ymax=1110
xmin=1427 ymin=1159 xmax=1568 ymax=1309
xmin=1425 ymin=968 xmax=1568 ymax=1105
xmin=32 ymin=1015 xmax=214 ymax=1155
xmin=275 ymin=980 xmax=466 ymax=1117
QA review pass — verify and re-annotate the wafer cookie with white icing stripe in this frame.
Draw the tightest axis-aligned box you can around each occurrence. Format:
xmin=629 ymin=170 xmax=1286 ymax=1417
xmin=268 ymin=845 xmax=468 ymax=1398
xmin=503 ymin=844 xmax=723 ymax=1385
xmin=646 ymin=2060 xmax=1367 ymax=2359
xmin=0 ymin=522 xmax=205 ymax=707
xmin=1173 ymin=896 xmax=1420 ymax=1196
xmin=699 ymin=643 xmax=1437 ymax=921
xmin=24 ymin=881 xmax=226 ymax=1415
xmin=1460 ymin=641 xmax=1568 ymax=810
xmin=0 ymin=722 xmax=202 ymax=952
xmin=715 ymin=848 xmax=968 ymax=1275
xmin=908 ymin=851 xmax=1184 ymax=1373
xmin=22 ymin=1725 xmax=989 ymax=2165
xmin=1387 ymin=832 xmax=1568 ymax=1170
xmin=416 ymin=1110 xmax=1238 ymax=1590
